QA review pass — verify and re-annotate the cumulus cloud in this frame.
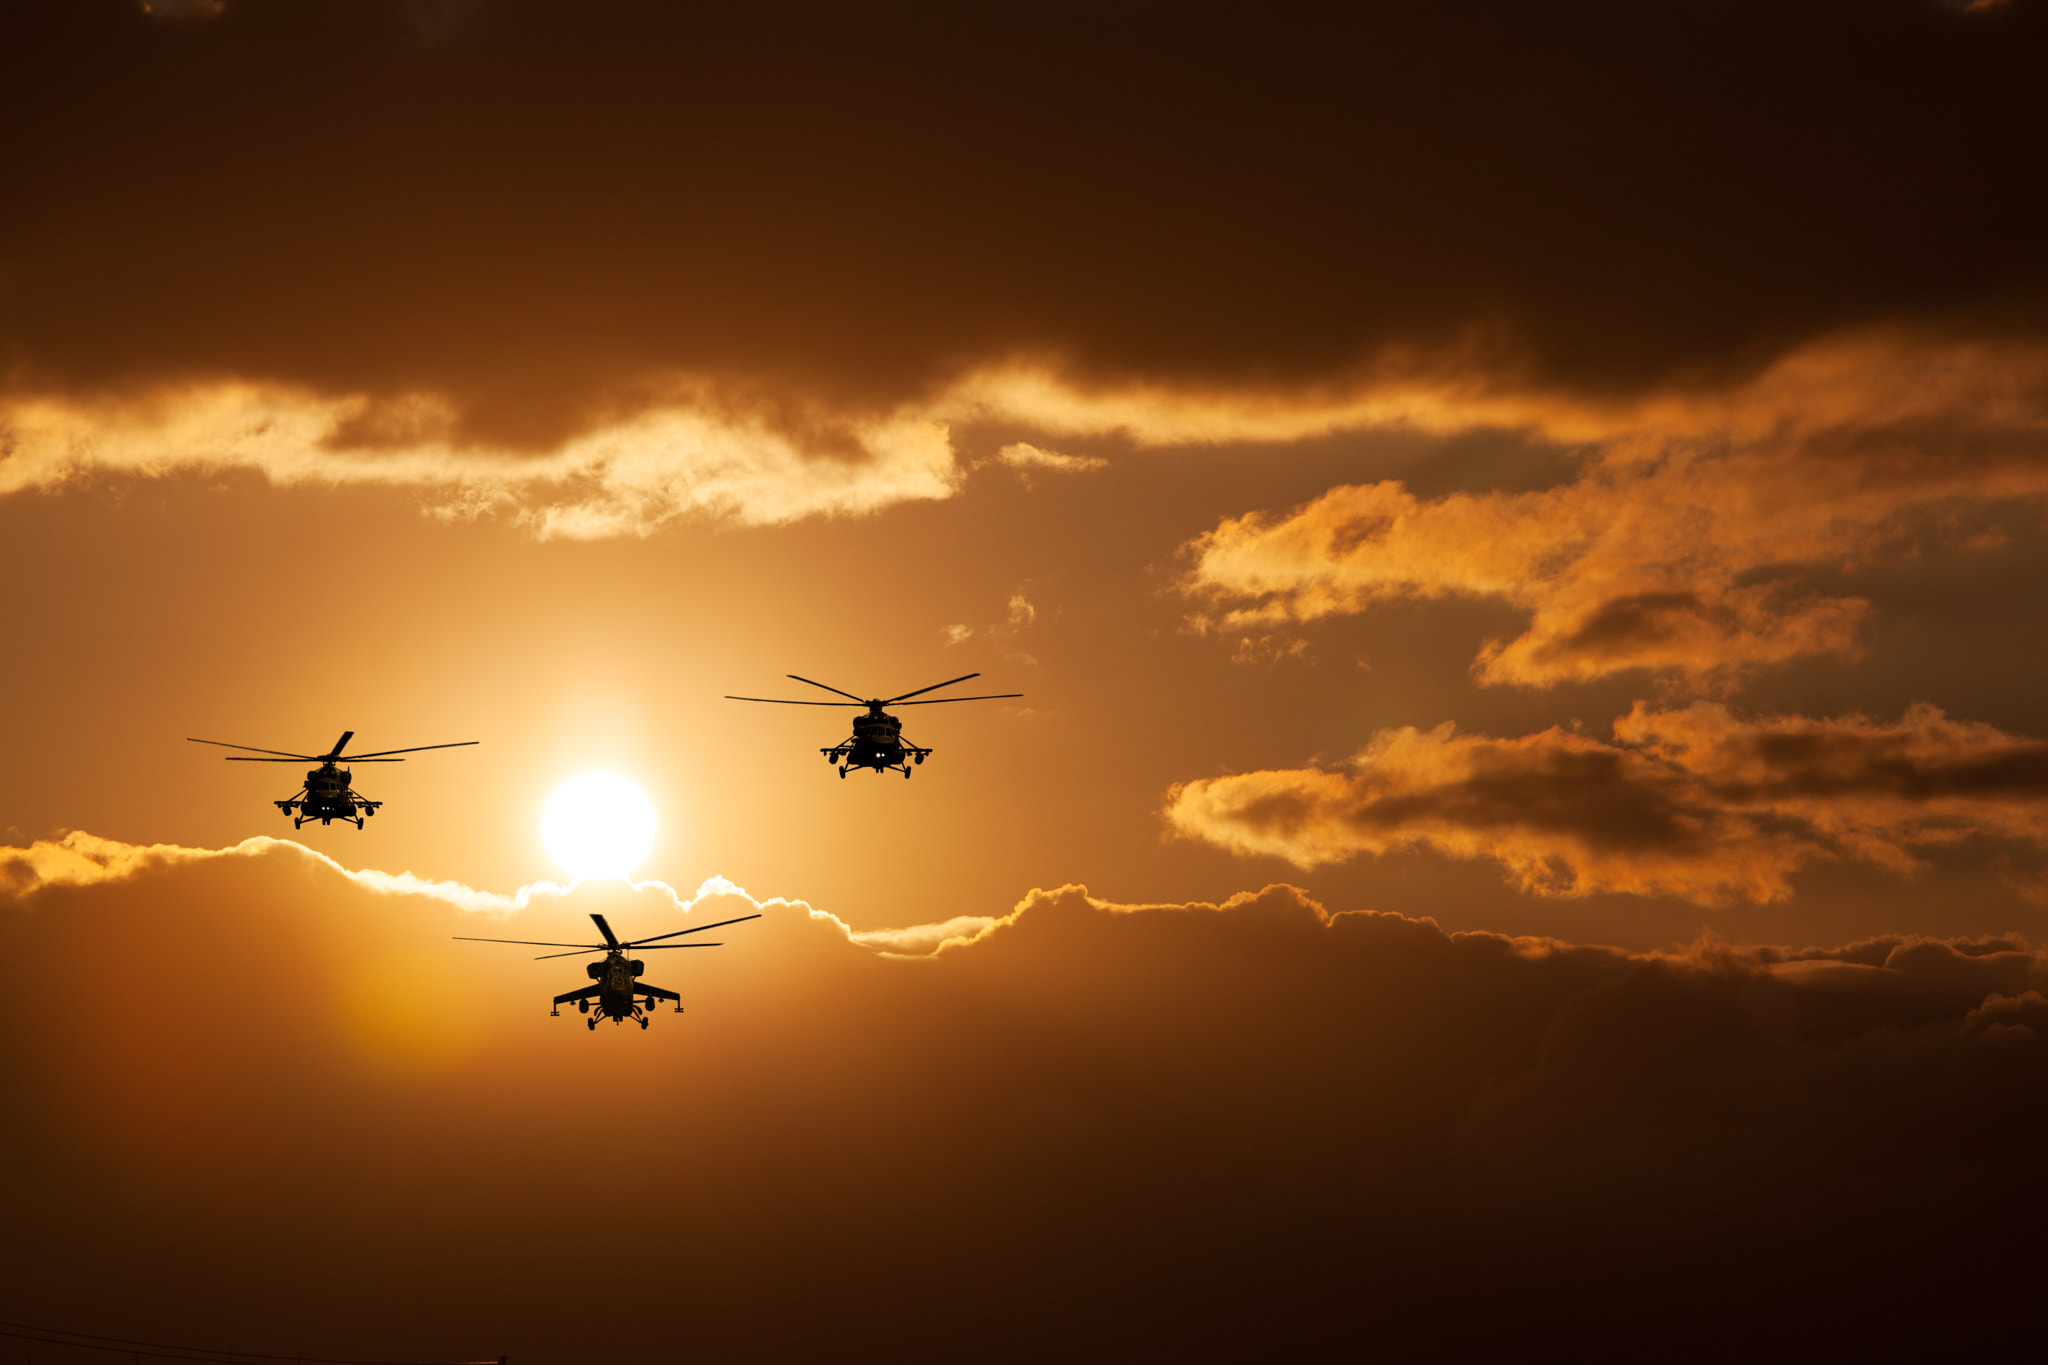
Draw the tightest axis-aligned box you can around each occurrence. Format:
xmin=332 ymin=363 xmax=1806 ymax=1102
xmin=4 ymin=852 xmax=2046 ymax=1361
xmin=1167 ymin=702 xmax=2048 ymax=904
xmin=1181 ymin=334 xmax=2048 ymax=687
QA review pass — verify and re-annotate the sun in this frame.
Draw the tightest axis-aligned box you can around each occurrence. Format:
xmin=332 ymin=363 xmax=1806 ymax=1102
xmin=542 ymin=772 xmax=656 ymax=879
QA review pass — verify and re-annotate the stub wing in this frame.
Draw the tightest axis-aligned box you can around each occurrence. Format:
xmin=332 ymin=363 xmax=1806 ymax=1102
xmin=637 ymin=982 xmax=681 ymax=1003
xmin=552 ymin=985 xmax=602 ymax=1006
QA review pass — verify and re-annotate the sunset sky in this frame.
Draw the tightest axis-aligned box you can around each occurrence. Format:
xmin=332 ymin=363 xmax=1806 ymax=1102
xmin=5 ymin=2 xmax=2048 ymax=1361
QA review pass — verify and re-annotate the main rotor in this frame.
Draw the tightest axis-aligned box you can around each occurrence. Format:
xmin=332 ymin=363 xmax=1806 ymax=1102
xmin=456 ymin=911 xmax=762 ymax=959
xmin=187 ymin=730 xmax=477 ymax=766
xmin=725 ymin=672 xmax=1022 ymax=712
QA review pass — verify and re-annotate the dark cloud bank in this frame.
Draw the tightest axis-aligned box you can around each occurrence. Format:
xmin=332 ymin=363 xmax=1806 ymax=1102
xmin=5 ymin=0 xmax=2047 ymax=442
xmin=3 ymin=845 xmax=2043 ymax=1362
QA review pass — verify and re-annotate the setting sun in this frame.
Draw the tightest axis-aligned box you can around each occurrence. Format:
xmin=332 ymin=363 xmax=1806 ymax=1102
xmin=541 ymin=772 xmax=655 ymax=879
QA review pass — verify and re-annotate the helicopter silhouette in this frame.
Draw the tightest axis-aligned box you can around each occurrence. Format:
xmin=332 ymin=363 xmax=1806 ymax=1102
xmin=456 ymin=911 xmax=760 ymax=1029
xmin=187 ymin=730 xmax=477 ymax=828
xmin=725 ymin=672 xmax=1021 ymax=778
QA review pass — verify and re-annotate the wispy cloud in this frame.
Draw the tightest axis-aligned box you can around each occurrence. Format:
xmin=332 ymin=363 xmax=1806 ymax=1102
xmin=940 ymin=588 xmax=1041 ymax=659
xmin=989 ymin=442 xmax=1108 ymax=482
xmin=8 ymin=333 xmax=2047 ymax=559
xmin=0 ymin=384 xmax=960 ymax=539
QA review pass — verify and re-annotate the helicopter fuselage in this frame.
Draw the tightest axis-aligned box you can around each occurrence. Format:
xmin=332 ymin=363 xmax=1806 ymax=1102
xmin=553 ymin=949 xmax=681 ymax=1029
xmin=825 ymin=707 xmax=930 ymax=778
xmin=279 ymin=761 xmax=381 ymax=829
xmin=594 ymin=952 xmax=644 ymax=1016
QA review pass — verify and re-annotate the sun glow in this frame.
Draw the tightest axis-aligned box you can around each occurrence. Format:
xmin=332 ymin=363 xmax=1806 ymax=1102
xmin=542 ymin=773 xmax=656 ymax=879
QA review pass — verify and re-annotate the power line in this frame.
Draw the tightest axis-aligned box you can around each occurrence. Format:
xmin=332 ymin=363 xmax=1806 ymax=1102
xmin=0 ymin=1322 xmax=501 ymax=1365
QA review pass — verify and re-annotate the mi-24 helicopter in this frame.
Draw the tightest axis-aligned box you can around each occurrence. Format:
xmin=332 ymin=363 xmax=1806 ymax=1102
xmin=725 ymin=672 xmax=1021 ymax=778
xmin=456 ymin=911 xmax=761 ymax=1030
xmin=187 ymin=730 xmax=477 ymax=828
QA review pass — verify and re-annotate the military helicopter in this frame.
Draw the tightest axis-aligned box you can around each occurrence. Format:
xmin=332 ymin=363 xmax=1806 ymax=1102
xmin=456 ymin=911 xmax=761 ymax=1029
xmin=187 ymin=730 xmax=477 ymax=828
xmin=725 ymin=672 xmax=1021 ymax=778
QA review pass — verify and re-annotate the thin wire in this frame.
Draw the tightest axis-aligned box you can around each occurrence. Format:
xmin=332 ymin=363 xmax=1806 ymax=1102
xmin=0 ymin=1323 xmax=498 ymax=1365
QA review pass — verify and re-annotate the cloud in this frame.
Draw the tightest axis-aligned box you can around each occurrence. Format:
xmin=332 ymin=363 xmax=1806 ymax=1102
xmin=941 ymin=587 xmax=1042 ymax=657
xmin=9 ymin=1 xmax=2045 ymax=444
xmin=4 ymin=846 xmax=2046 ymax=1360
xmin=848 ymin=913 xmax=1003 ymax=956
xmin=9 ymin=0 xmax=2048 ymax=545
xmin=0 ymin=829 xmax=549 ymax=910
xmin=0 ymin=830 xmax=225 ymax=894
xmin=0 ymin=362 xmax=1524 ymax=534
xmin=0 ymin=360 xmax=1609 ymax=533
xmin=11 ymin=330 xmax=2048 ymax=567
xmin=0 ymin=384 xmax=960 ymax=538
xmin=1181 ymin=333 xmax=2048 ymax=687
xmin=989 ymin=442 xmax=1108 ymax=481
xmin=1167 ymin=702 xmax=2048 ymax=904
xmin=1224 ymin=632 xmax=1311 ymax=665
xmin=0 ymin=830 xmax=1001 ymax=953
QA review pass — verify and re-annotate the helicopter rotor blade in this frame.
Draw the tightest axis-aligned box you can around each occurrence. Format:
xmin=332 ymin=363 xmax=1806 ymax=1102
xmin=623 ymin=913 xmax=764 ymax=946
xmin=452 ymin=937 xmax=607 ymax=949
xmin=590 ymin=913 xmax=622 ymax=947
xmin=883 ymin=673 xmax=981 ymax=704
xmin=786 ymin=675 xmax=869 ymax=703
xmin=341 ymin=741 xmax=481 ymax=759
xmin=323 ymin=731 xmax=356 ymax=760
xmin=725 ymin=696 xmax=862 ymax=706
xmin=889 ymin=694 xmax=1024 ymax=705
xmin=532 ymin=946 xmax=611 ymax=961
xmin=187 ymin=738 xmax=324 ymax=760
xmin=638 ymin=942 xmax=724 ymax=949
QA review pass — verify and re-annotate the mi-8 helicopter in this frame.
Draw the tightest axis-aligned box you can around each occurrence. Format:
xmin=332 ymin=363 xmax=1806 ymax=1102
xmin=725 ymin=672 xmax=1021 ymax=778
xmin=187 ymin=730 xmax=477 ymax=827
xmin=456 ymin=911 xmax=761 ymax=1029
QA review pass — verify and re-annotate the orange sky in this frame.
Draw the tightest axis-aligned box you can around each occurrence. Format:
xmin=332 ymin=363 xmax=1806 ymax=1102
xmin=5 ymin=2 xmax=2048 ymax=1361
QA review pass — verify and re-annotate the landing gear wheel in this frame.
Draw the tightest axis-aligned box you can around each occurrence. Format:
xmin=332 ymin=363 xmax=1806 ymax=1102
xmin=639 ymin=1017 xmax=648 ymax=1030
xmin=839 ymin=765 xmax=847 ymax=779
xmin=293 ymin=817 xmax=303 ymax=829
xmin=586 ymin=1017 xmax=597 ymax=1031
xmin=904 ymin=766 xmax=912 ymax=779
